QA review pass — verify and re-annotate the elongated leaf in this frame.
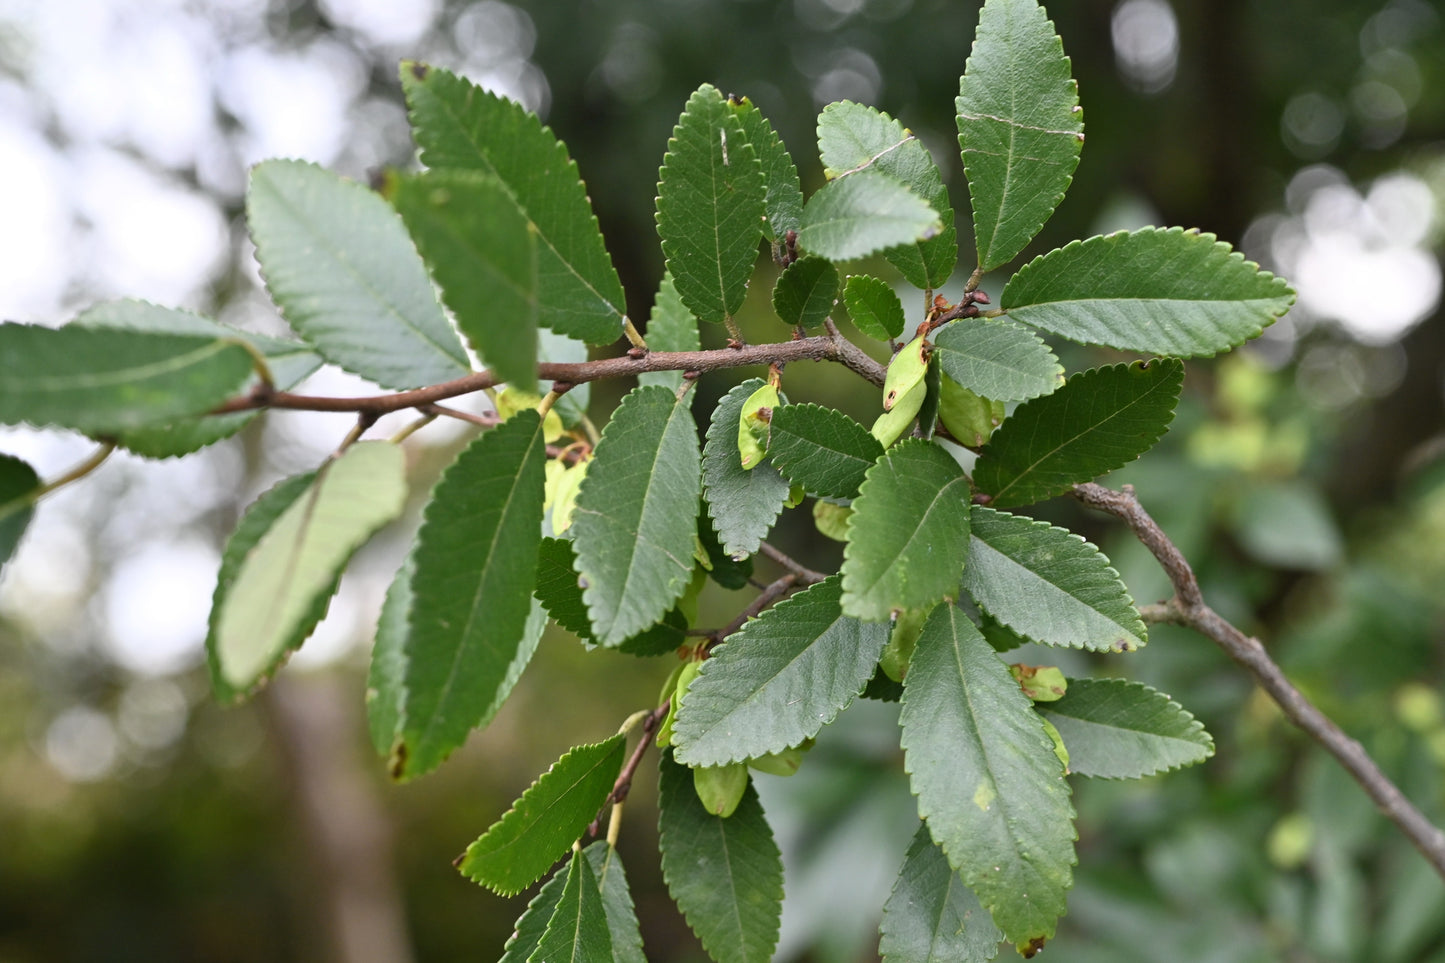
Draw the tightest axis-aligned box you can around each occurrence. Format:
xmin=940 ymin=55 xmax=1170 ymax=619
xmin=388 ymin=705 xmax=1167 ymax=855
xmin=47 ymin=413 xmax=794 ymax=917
xmin=900 ymin=603 xmax=1075 ymax=946
xmin=533 ymin=537 xmax=688 ymax=656
xmin=1039 ymin=679 xmax=1213 ymax=779
xmin=0 ymin=453 xmax=40 ymax=570
xmin=209 ymin=442 xmax=407 ymax=699
xmin=932 ymin=319 xmax=1062 ymax=402
xmin=394 ymin=411 xmax=548 ymax=780
xmin=843 ymin=274 xmax=906 ymax=341
xmin=818 ymin=101 xmax=957 ymax=289
xmin=458 ymin=734 xmax=626 ymax=895
xmin=880 ymin=825 xmax=1003 ymax=963
xmin=1003 ymin=228 xmax=1296 ymax=356
xmin=842 ymin=439 xmax=972 ymax=621
xmin=501 ymin=842 xmax=645 ymax=963
xmin=656 ymin=84 xmax=766 ymax=325
xmin=533 ymin=850 xmax=613 ymax=963
xmin=366 ymin=552 xmax=414 ymax=757
xmin=674 ymin=576 xmax=890 ymax=766
xmin=973 ymin=359 xmax=1184 ymax=508
xmin=958 ymin=0 xmax=1083 ymax=272
xmin=71 ymin=300 xmax=322 ymax=458
xmin=772 ymin=256 xmax=839 ymax=329
xmin=394 ymin=171 xmax=539 ymax=390
xmin=962 ymin=506 xmax=1145 ymax=652
xmin=572 ymin=386 xmax=701 ymax=645
xmin=658 ymin=751 xmax=782 ymax=963
xmin=733 ymin=97 xmax=804 ymax=244
xmin=0 ymin=322 xmax=255 ymax=434
xmin=702 ymin=379 xmax=791 ymax=560
xmin=401 ymin=63 xmax=626 ymax=345
xmin=767 ymin=404 xmax=882 ymax=499
xmin=798 ymin=170 xmax=941 ymax=263
xmin=247 ymin=159 xmax=470 ymax=388
xmin=639 ymin=273 xmax=701 ymax=393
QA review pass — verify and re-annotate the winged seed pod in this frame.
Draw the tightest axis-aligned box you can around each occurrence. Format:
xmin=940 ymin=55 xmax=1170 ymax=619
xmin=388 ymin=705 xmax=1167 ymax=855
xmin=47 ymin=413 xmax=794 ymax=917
xmin=882 ymin=335 xmax=929 ymax=411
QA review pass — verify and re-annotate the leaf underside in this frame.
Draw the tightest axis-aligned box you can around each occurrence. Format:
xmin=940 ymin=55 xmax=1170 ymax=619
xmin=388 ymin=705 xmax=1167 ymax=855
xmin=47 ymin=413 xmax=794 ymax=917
xmin=702 ymin=379 xmax=792 ymax=560
xmin=1039 ymin=678 xmax=1214 ymax=779
xmin=931 ymin=318 xmax=1062 ymax=403
xmin=798 ymin=170 xmax=942 ymax=263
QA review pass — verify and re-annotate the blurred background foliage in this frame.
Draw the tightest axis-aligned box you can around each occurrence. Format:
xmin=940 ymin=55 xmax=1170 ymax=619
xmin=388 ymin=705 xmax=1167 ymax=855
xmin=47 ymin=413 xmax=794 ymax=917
xmin=2 ymin=0 xmax=1445 ymax=960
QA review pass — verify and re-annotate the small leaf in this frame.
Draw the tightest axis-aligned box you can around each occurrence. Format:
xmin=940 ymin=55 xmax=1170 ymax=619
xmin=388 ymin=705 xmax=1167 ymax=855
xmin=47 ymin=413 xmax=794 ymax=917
xmin=817 ymin=101 xmax=957 ymax=289
xmin=209 ymin=442 xmax=407 ymax=700
xmin=703 ymin=379 xmax=791 ymax=560
xmin=673 ymin=576 xmax=890 ymax=766
xmin=1038 ymin=678 xmax=1214 ymax=779
xmin=658 ymin=750 xmax=783 ymax=963
xmin=401 ymin=63 xmax=626 ymax=345
xmin=767 ymin=404 xmax=882 ymax=499
xmin=655 ymin=84 xmax=766 ymax=325
xmin=772 ymin=256 xmax=839 ymax=329
xmin=247 ymin=159 xmax=470 ymax=388
xmin=879 ymin=824 xmax=1004 ymax=963
xmin=957 ymin=0 xmax=1084 ymax=272
xmin=962 ymin=506 xmax=1146 ymax=652
xmin=733 ymin=97 xmax=805 ymax=244
xmin=797 ymin=170 xmax=941 ymax=263
xmin=938 ymin=375 xmax=1005 ymax=448
xmin=0 ymin=453 xmax=40 ymax=571
xmin=0 ymin=322 xmax=255 ymax=435
xmin=458 ymin=734 xmax=626 ymax=896
xmin=572 ymin=386 xmax=702 ymax=645
xmin=900 ymin=603 xmax=1075 ymax=946
xmin=366 ymin=552 xmax=414 ymax=758
xmin=1002 ymin=228 xmax=1296 ymax=356
xmin=639 ymin=273 xmax=701 ymax=393
xmin=533 ymin=850 xmax=614 ymax=963
xmin=501 ymin=842 xmax=645 ymax=963
xmin=932 ymin=319 xmax=1062 ymax=402
xmin=533 ymin=537 xmax=688 ymax=656
xmin=841 ymin=439 xmax=972 ymax=621
xmin=973 ymin=359 xmax=1184 ymax=508
xmin=394 ymin=411 xmax=549 ymax=780
xmin=393 ymin=171 xmax=539 ymax=390
xmin=843 ymin=274 xmax=906 ymax=341
xmin=72 ymin=299 xmax=322 ymax=458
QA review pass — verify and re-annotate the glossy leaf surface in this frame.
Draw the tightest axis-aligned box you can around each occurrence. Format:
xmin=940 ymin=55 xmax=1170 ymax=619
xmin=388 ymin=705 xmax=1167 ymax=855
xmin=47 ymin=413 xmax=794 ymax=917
xmin=1002 ymin=228 xmax=1296 ymax=356
xmin=772 ymin=256 xmax=839 ymax=329
xmin=843 ymin=274 xmax=906 ymax=341
xmin=702 ymin=379 xmax=791 ymax=560
xmin=733 ymin=97 xmax=804 ymax=243
xmin=1039 ymin=679 xmax=1214 ymax=778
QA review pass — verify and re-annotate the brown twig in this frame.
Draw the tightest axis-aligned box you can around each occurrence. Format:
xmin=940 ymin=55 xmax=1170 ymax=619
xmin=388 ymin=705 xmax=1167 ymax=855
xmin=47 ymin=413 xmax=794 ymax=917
xmin=708 ymin=573 xmax=798 ymax=650
xmin=757 ymin=541 xmax=829 ymax=586
xmin=1072 ymin=481 xmax=1445 ymax=880
xmin=589 ymin=703 xmax=671 ymax=838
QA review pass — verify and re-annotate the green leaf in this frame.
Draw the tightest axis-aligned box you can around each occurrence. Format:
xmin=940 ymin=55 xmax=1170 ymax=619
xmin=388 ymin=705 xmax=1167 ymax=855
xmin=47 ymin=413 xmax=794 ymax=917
xmin=70 ymin=300 xmax=322 ymax=458
xmin=658 ymin=751 xmax=782 ymax=963
xmin=539 ymin=328 xmax=591 ymax=427
xmin=458 ymin=734 xmax=626 ymax=896
xmin=957 ymin=0 xmax=1084 ymax=272
xmin=772 ymin=256 xmax=839 ymax=329
xmin=655 ymin=84 xmax=766 ymax=325
xmin=932 ymin=319 xmax=1062 ymax=402
xmin=392 ymin=411 xmax=549 ymax=780
xmin=501 ymin=842 xmax=645 ymax=963
xmin=533 ymin=850 xmax=614 ymax=963
xmin=366 ymin=552 xmax=414 ymax=758
xmin=1002 ymin=228 xmax=1297 ymax=356
xmin=401 ymin=63 xmax=627 ymax=345
xmin=1038 ymin=679 xmax=1214 ymax=779
xmin=673 ymin=576 xmax=890 ymax=766
xmin=572 ymin=386 xmax=702 ymax=645
xmin=0 ymin=322 xmax=255 ymax=435
xmin=247 ymin=159 xmax=471 ymax=388
xmin=533 ymin=537 xmax=688 ymax=656
xmin=209 ymin=442 xmax=407 ymax=700
xmin=817 ymin=101 xmax=957 ymax=289
xmin=767 ymin=404 xmax=883 ymax=499
xmin=843 ymin=274 xmax=906 ymax=341
xmin=702 ymin=379 xmax=791 ymax=560
xmin=0 ymin=453 xmax=40 ymax=571
xmin=841 ymin=439 xmax=972 ymax=621
xmin=798 ymin=170 xmax=941 ymax=263
xmin=639 ymin=273 xmax=701 ymax=393
xmin=962 ymin=506 xmax=1146 ymax=652
xmin=973 ymin=359 xmax=1184 ymax=508
xmin=900 ymin=603 xmax=1075 ymax=946
xmin=733 ymin=97 xmax=805 ymax=245
xmin=879 ymin=824 xmax=1003 ymax=963
xmin=393 ymin=171 xmax=539 ymax=390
